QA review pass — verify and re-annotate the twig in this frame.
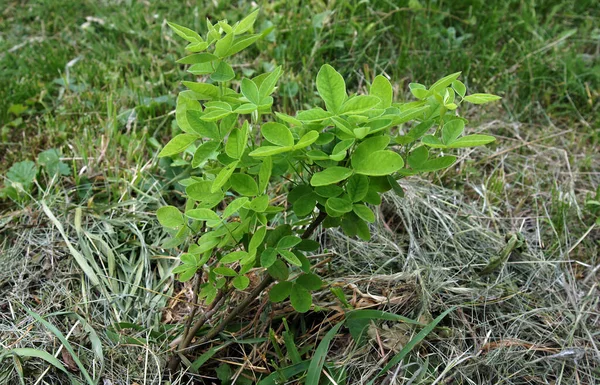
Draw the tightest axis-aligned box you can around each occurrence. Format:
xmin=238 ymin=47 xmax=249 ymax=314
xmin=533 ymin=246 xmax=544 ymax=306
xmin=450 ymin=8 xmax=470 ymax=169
xmin=167 ymin=210 xmax=328 ymax=372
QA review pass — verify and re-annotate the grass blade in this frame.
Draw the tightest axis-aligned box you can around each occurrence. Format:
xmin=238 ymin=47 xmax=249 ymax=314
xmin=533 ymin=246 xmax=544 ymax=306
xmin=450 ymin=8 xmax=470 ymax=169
xmin=305 ymin=321 xmax=344 ymax=385
xmin=41 ymin=202 xmax=100 ymax=286
xmin=257 ymin=361 xmax=311 ymax=385
xmin=366 ymin=307 xmax=456 ymax=385
xmin=5 ymin=348 xmax=69 ymax=374
xmin=345 ymin=309 xmax=424 ymax=325
xmin=22 ymin=307 xmax=96 ymax=385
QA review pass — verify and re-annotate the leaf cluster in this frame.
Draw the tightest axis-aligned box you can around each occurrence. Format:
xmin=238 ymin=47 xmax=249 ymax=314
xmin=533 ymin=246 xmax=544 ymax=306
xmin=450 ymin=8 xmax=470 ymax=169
xmin=158 ymin=10 xmax=500 ymax=313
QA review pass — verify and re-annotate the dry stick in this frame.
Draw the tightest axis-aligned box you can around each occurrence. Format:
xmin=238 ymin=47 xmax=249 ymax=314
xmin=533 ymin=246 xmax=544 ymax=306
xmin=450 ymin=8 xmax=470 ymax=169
xmin=188 ymin=211 xmax=328 ymax=348
xmin=180 ymin=274 xmax=201 ymax=343
xmin=168 ymin=210 xmax=328 ymax=372
xmin=166 ymin=289 xmax=228 ymax=372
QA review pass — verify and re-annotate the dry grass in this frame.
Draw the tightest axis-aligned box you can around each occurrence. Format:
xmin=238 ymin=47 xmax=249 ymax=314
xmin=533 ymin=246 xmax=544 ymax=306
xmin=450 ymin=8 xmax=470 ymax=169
xmin=1 ymin=120 xmax=598 ymax=384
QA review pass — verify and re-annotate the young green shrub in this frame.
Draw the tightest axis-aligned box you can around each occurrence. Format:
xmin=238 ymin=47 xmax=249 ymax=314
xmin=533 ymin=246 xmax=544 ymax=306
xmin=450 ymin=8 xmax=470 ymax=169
xmin=157 ymin=9 xmax=499 ymax=371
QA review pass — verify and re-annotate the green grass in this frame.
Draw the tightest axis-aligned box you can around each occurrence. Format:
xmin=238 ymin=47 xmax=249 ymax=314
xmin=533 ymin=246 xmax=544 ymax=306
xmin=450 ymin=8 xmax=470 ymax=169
xmin=1 ymin=0 xmax=598 ymax=171
xmin=0 ymin=0 xmax=599 ymax=384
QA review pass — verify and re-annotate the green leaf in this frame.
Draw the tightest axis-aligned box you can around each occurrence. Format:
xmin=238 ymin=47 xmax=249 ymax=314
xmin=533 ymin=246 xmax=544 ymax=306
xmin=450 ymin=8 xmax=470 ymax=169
xmin=447 ymin=134 xmax=495 ymax=148
xmin=186 ymin=41 xmax=210 ymax=53
xmin=212 ymin=162 xmax=238 ymax=193
xmin=353 ymin=204 xmax=375 ymax=223
xmin=339 ymin=95 xmax=381 ymax=115
xmin=177 ymin=52 xmax=217 ymax=64
xmin=293 ymin=193 xmax=317 ymax=217
xmin=261 ymin=247 xmax=278 ymax=268
xmin=277 ymin=235 xmax=302 ymax=249
xmin=200 ymin=283 xmax=218 ymax=304
xmin=182 ymin=81 xmax=220 ymax=99
xmin=187 ymin=61 xmax=215 ymax=75
xmin=395 ymin=120 xmax=434 ymax=145
xmin=370 ymin=75 xmax=393 ymax=108
xmin=365 ymin=118 xmax=393 ymax=136
xmin=230 ymin=174 xmax=258 ymax=196
xmin=352 ymin=150 xmax=404 ymax=176
xmin=363 ymin=188 xmax=381 ymax=205
xmin=346 ymin=174 xmax=369 ymax=202
xmin=442 ymin=120 xmax=464 ymax=145
xmin=234 ymin=103 xmax=257 ymax=114
xmin=366 ymin=307 xmax=456 ymax=385
xmin=221 ymin=251 xmax=249 ymax=264
xmin=305 ymin=322 xmax=344 ymax=385
xmin=294 ymin=131 xmax=320 ymax=150
xmin=168 ymin=21 xmax=203 ymax=43
xmin=241 ymin=78 xmax=261 ymax=105
xmin=463 ymin=93 xmax=501 ymax=104
xmin=259 ymin=66 xmax=283 ymax=98
xmin=330 ymin=139 xmax=355 ymax=160
xmin=421 ymin=135 xmax=445 ymax=148
xmin=223 ymin=197 xmax=250 ymax=218
xmin=211 ymin=61 xmax=235 ymax=82
xmin=296 ymin=108 xmax=333 ymax=122
xmin=247 ymin=194 xmax=269 ymax=212
xmin=258 ymin=157 xmax=272 ymax=193
xmin=268 ymin=259 xmax=289 ymax=281
xmin=316 ymin=64 xmax=347 ymax=114
xmin=234 ymin=9 xmax=259 ymax=34
xmin=215 ymin=32 xmax=234 ymax=57
xmin=307 ymin=150 xmax=330 ymax=161
xmin=296 ymin=239 xmax=320 ymax=252
xmin=354 ymin=135 xmax=389 ymax=155
xmin=315 ymin=185 xmax=344 ymax=198
xmin=233 ymin=275 xmax=250 ymax=290
xmin=185 ymin=208 xmax=221 ymax=226
xmin=452 ymin=80 xmax=466 ymax=98
xmin=186 ymin=181 xmax=223 ymax=208
xmin=326 ymin=197 xmax=353 ymax=215
xmin=430 ymin=72 xmax=461 ymax=93
xmin=296 ymin=274 xmax=322 ymax=290
xmin=195 ymin=231 xmax=221 ymax=252
xmin=157 ymin=206 xmax=184 ymax=229
xmin=38 ymin=149 xmax=70 ymax=176
xmin=6 ymin=160 xmax=37 ymax=189
xmin=261 ymin=122 xmax=294 ymax=147
xmin=186 ymin=110 xmax=220 ymax=139
xmin=390 ymin=105 xmax=430 ymax=126
xmin=249 ymin=145 xmax=293 ymax=157
xmin=406 ymin=147 xmax=456 ymax=173
xmin=249 ymin=226 xmax=267 ymax=253
xmin=290 ymin=284 xmax=312 ymax=313
xmin=225 ymin=123 xmax=249 ymax=159
xmin=227 ymin=34 xmax=261 ymax=56
xmin=269 ymin=281 xmax=292 ymax=302
xmin=158 ymin=134 xmax=198 ymax=157
xmin=310 ymin=167 xmax=353 ymax=187
xmin=180 ymin=253 xmax=198 ymax=266
xmin=214 ymin=266 xmax=237 ymax=276
xmin=369 ymin=176 xmax=392 ymax=192
xmin=279 ymin=250 xmax=302 ymax=267
xmin=409 ymin=83 xmax=429 ymax=99
xmin=355 ymin=217 xmax=371 ymax=240
xmin=287 ymin=184 xmax=313 ymax=204
xmin=192 ymin=141 xmax=220 ymax=168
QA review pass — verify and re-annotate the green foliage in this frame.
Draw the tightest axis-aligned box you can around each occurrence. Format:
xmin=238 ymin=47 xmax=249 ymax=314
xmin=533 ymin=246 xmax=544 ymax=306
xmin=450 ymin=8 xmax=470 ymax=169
xmin=1 ymin=148 xmax=70 ymax=201
xmin=157 ymin=10 xmax=498 ymax=315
